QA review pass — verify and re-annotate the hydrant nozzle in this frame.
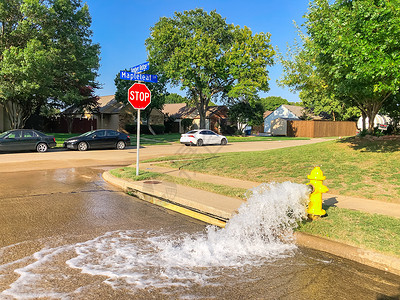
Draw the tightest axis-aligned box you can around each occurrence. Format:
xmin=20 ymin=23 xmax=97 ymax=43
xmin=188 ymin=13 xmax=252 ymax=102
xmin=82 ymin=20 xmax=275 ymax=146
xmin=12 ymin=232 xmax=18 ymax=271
xmin=307 ymin=167 xmax=328 ymax=220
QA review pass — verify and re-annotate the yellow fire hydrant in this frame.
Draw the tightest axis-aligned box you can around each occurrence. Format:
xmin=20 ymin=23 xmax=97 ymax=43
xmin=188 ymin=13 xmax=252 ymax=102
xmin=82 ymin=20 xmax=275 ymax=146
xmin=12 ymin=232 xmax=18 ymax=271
xmin=307 ymin=167 xmax=329 ymax=220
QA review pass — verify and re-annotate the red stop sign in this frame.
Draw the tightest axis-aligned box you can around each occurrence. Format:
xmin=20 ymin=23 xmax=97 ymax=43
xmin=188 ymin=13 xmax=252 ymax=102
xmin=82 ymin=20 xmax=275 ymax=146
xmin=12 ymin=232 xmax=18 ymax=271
xmin=128 ymin=83 xmax=151 ymax=109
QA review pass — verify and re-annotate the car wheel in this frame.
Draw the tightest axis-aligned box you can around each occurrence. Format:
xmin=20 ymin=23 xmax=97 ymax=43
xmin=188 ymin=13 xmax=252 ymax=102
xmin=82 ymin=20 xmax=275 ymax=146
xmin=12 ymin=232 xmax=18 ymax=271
xmin=116 ymin=140 xmax=126 ymax=150
xmin=78 ymin=141 xmax=88 ymax=151
xmin=221 ymin=138 xmax=227 ymax=145
xmin=196 ymin=139 xmax=203 ymax=146
xmin=36 ymin=142 xmax=48 ymax=153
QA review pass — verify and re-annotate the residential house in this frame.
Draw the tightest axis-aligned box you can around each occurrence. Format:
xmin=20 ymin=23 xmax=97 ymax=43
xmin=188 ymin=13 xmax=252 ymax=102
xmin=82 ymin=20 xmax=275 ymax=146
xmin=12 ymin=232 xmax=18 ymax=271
xmin=162 ymin=103 xmax=190 ymax=133
xmin=95 ymin=95 xmax=125 ymax=130
xmin=162 ymin=103 xmax=228 ymax=133
xmin=264 ymin=105 xmax=306 ymax=134
xmin=119 ymin=104 xmax=164 ymax=132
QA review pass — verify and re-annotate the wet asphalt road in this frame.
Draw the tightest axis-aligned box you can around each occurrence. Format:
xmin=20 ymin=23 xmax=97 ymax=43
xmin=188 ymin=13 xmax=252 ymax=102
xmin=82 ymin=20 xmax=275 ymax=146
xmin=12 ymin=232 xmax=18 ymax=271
xmin=0 ymin=147 xmax=399 ymax=299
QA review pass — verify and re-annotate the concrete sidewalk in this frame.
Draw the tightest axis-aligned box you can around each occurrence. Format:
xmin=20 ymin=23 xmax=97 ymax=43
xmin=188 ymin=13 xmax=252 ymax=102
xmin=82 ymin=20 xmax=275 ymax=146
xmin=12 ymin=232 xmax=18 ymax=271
xmin=140 ymin=162 xmax=400 ymax=219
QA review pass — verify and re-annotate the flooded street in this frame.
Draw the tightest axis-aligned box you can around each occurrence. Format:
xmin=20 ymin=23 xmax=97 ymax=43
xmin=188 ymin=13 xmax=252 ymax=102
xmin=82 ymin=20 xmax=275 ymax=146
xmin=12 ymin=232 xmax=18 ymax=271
xmin=0 ymin=167 xmax=399 ymax=299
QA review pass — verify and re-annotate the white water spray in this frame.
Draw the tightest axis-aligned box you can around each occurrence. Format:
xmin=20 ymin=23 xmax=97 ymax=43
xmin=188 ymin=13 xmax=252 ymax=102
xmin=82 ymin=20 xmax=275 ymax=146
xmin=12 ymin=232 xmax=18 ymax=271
xmin=67 ymin=181 xmax=310 ymax=287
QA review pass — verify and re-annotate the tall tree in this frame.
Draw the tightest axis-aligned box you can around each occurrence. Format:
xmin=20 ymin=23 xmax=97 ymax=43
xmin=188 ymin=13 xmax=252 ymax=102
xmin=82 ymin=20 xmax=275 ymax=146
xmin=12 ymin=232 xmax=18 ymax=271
xmin=304 ymin=0 xmax=400 ymax=132
xmin=0 ymin=0 xmax=100 ymax=129
xmin=114 ymin=66 xmax=167 ymax=135
xmin=145 ymin=8 xmax=275 ymax=129
xmin=228 ymin=101 xmax=264 ymax=134
xmin=165 ymin=93 xmax=187 ymax=104
xmin=260 ymin=96 xmax=289 ymax=111
xmin=279 ymin=32 xmax=359 ymax=121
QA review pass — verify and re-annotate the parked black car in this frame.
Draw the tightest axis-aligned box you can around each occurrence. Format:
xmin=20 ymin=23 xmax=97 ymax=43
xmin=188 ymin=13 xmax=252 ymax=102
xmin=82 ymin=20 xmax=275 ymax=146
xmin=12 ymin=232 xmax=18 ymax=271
xmin=0 ymin=129 xmax=56 ymax=153
xmin=63 ymin=129 xmax=130 ymax=151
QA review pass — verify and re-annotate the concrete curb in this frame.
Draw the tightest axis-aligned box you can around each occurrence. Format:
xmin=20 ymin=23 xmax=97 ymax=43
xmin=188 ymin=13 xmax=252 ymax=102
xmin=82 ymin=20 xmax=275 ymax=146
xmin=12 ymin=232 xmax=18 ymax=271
xmin=103 ymin=171 xmax=400 ymax=277
xmin=295 ymin=232 xmax=400 ymax=276
xmin=102 ymin=171 xmax=229 ymax=227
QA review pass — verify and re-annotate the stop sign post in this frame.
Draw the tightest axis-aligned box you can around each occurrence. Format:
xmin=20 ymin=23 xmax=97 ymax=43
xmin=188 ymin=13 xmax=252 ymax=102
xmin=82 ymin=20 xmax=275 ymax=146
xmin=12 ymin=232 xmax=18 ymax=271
xmin=128 ymin=83 xmax=151 ymax=176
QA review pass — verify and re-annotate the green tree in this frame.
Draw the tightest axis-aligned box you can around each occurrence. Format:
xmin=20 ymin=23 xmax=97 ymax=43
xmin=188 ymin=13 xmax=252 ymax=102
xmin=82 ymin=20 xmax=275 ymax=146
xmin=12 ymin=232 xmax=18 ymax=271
xmin=304 ymin=0 xmax=400 ymax=131
xmin=260 ymin=96 xmax=289 ymax=111
xmin=165 ymin=93 xmax=187 ymax=104
xmin=114 ymin=66 xmax=167 ymax=135
xmin=279 ymin=32 xmax=359 ymax=121
xmin=228 ymin=101 xmax=264 ymax=134
xmin=145 ymin=8 xmax=275 ymax=129
xmin=0 ymin=0 xmax=100 ymax=129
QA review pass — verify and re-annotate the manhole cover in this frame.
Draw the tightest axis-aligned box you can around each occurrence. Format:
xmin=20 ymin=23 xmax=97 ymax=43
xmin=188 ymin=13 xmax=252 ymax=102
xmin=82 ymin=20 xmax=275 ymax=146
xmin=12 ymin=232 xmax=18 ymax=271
xmin=143 ymin=180 xmax=162 ymax=184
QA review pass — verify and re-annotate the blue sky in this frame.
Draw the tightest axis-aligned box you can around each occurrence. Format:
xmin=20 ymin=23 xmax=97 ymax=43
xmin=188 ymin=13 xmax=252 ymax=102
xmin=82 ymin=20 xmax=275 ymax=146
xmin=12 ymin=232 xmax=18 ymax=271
xmin=85 ymin=0 xmax=310 ymax=103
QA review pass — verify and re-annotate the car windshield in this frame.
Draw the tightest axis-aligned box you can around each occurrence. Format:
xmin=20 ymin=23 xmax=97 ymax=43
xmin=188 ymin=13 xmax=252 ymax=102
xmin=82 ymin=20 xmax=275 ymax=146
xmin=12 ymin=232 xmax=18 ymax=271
xmin=0 ymin=131 xmax=11 ymax=139
xmin=185 ymin=131 xmax=197 ymax=134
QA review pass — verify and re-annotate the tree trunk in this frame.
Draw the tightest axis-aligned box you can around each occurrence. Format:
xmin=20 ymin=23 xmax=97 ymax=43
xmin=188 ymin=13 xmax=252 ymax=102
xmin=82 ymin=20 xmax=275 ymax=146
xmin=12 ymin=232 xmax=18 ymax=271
xmin=361 ymin=110 xmax=366 ymax=131
xmin=4 ymin=101 xmax=26 ymax=129
xmin=197 ymin=95 xmax=208 ymax=129
xmin=66 ymin=116 xmax=74 ymax=133
xmin=144 ymin=108 xmax=156 ymax=135
xmin=147 ymin=124 xmax=156 ymax=135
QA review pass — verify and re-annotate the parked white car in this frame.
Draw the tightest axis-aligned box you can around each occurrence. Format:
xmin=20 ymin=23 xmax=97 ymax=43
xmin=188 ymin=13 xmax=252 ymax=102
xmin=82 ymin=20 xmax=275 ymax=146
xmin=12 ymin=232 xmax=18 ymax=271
xmin=180 ymin=130 xmax=228 ymax=146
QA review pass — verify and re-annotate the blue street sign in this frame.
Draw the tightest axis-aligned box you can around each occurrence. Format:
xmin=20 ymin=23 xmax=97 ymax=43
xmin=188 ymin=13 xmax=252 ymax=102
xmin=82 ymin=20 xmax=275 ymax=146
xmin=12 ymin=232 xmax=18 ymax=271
xmin=130 ymin=62 xmax=149 ymax=73
xmin=120 ymin=71 xmax=158 ymax=83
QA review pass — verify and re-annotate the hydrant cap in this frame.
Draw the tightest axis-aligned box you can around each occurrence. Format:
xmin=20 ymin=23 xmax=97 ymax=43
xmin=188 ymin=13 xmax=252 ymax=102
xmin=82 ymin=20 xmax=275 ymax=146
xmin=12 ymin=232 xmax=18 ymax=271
xmin=308 ymin=167 xmax=326 ymax=180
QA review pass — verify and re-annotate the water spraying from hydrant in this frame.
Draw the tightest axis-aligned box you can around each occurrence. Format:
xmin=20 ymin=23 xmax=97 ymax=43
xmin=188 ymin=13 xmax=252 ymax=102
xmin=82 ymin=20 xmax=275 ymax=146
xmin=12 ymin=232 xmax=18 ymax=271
xmin=306 ymin=167 xmax=329 ymax=220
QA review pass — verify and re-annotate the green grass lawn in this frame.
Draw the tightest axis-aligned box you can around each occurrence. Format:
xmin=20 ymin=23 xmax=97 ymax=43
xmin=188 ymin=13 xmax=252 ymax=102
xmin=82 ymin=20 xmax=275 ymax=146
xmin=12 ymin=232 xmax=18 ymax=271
xmin=298 ymin=205 xmax=400 ymax=257
xmin=129 ymin=133 xmax=311 ymax=144
xmin=147 ymin=137 xmax=400 ymax=203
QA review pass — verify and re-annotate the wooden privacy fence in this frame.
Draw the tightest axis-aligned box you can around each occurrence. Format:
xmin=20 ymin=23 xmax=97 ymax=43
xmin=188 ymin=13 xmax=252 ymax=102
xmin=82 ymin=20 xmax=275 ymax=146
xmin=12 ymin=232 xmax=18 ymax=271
xmin=287 ymin=120 xmax=357 ymax=138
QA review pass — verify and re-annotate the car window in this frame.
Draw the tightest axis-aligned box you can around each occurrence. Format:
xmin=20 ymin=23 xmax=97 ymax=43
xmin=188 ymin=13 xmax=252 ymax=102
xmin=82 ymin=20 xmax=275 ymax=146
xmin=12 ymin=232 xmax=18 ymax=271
xmin=199 ymin=131 xmax=208 ymax=135
xmin=186 ymin=131 xmax=197 ymax=134
xmin=0 ymin=131 xmax=10 ymax=138
xmin=106 ymin=130 xmax=119 ymax=137
xmin=23 ymin=131 xmax=35 ymax=138
xmin=6 ymin=130 xmax=22 ymax=139
xmin=34 ymin=130 xmax=45 ymax=137
xmin=95 ymin=130 xmax=105 ymax=137
xmin=80 ymin=131 xmax=95 ymax=137
xmin=208 ymin=131 xmax=216 ymax=135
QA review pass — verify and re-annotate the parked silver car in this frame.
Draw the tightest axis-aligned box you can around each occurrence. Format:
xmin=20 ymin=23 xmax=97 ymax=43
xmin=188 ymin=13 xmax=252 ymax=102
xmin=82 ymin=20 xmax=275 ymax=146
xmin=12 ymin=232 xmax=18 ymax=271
xmin=180 ymin=129 xmax=228 ymax=146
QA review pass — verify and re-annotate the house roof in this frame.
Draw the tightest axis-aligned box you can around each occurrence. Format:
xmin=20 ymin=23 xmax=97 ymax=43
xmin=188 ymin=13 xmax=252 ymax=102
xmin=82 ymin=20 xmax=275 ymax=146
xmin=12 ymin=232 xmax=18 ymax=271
xmin=162 ymin=103 xmax=191 ymax=119
xmin=97 ymin=95 xmax=115 ymax=107
xmin=162 ymin=103 xmax=228 ymax=120
xmin=62 ymin=95 xmax=124 ymax=115
xmin=281 ymin=105 xmax=305 ymax=118
xmin=263 ymin=111 xmax=273 ymax=119
xmin=184 ymin=105 xmax=228 ymax=119
xmin=97 ymin=95 xmax=124 ymax=114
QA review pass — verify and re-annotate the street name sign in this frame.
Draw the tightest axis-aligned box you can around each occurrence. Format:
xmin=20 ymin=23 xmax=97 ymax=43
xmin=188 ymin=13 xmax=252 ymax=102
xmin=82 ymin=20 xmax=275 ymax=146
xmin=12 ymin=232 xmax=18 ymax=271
xmin=130 ymin=61 xmax=149 ymax=73
xmin=120 ymin=71 xmax=158 ymax=83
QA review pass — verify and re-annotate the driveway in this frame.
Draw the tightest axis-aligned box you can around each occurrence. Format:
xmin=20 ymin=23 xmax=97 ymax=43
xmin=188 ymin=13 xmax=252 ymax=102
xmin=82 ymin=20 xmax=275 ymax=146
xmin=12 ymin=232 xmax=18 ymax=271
xmin=0 ymin=138 xmax=329 ymax=173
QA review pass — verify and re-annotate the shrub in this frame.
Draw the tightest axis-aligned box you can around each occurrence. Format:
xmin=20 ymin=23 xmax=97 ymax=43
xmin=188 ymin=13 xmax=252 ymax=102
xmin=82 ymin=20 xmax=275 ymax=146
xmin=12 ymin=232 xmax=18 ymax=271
xmin=125 ymin=124 xmax=165 ymax=134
